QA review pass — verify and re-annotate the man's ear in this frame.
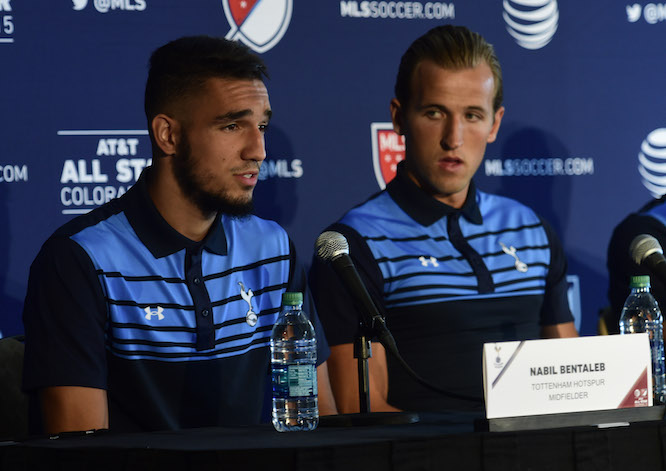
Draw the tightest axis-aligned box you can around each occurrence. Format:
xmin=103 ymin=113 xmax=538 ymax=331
xmin=151 ymin=114 xmax=180 ymax=157
xmin=390 ymin=98 xmax=405 ymax=135
xmin=487 ymin=106 xmax=505 ymax=144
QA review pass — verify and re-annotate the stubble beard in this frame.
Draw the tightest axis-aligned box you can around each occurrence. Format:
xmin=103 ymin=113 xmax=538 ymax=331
xmin=172 ymin=136 xmax=255 ymax=219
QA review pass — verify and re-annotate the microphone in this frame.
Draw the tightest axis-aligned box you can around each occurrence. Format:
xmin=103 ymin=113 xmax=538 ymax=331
xmin=630 ymin=234 xmax=666 ymax=285
xmin=315 ymin=231 xmax=389 ymax=339
xmin=315 ymin=230 xmax=482 ymax=402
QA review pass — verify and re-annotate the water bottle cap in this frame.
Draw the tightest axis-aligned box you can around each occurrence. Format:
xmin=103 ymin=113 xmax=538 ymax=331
xmin=630 ymin=275 xmax=651 ymax=288
xmin=281 ymin=291 xmax=303 ymax=306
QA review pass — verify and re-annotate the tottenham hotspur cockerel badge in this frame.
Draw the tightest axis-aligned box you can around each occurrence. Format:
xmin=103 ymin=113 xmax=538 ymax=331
xmin=238 ymin=281 xmax=258 ymax=327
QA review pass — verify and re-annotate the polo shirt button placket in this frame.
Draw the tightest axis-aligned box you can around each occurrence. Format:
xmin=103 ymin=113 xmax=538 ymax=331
xmin=187 ymin=247 xmax=215 ymax=350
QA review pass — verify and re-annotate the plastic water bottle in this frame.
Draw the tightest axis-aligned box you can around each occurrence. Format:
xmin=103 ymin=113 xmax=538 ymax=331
xmin=270 ymin=292 xmax=318 ymax=432
xmin=619 ymin=275 xmax=666 ymax=404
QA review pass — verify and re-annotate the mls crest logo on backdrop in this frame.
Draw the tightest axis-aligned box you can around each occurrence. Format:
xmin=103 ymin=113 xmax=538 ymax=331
xmin=222 ymin=0 xmax=293 ymax=53
xmin=371 ymin=122 xmax=405 ymax=189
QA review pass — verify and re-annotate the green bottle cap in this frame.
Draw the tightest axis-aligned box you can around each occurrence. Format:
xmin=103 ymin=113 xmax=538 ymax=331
xmin=629 ymin=275 xmax=651 ymax=289
xmin=282 ymin=292 xmax=303 ymax=306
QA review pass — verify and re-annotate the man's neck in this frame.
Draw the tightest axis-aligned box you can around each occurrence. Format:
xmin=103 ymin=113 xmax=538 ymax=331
xmin=147 ymin=165 xmax=216 ymax=242
xmin=403 ymin=165 xmax=469 ymax=210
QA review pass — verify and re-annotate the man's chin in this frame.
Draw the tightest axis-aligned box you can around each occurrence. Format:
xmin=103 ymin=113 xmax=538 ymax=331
xmin=224 ymin=201 xmax=254 ymax=218
xmin=192 ymin=192 xmax=254 ymax=218
xmin=215 ymin=198 xmax=254 ymax=218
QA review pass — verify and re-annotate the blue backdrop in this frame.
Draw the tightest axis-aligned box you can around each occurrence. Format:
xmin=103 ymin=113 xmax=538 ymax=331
xmin=2 ymin=0 xmax=665 ymax=337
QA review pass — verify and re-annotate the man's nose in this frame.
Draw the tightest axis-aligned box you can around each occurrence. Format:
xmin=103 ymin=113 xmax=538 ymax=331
xmin=441 ymin=116 xmax=463 ymax=151
xmin=242 ymin=127 xmax=267 ymax=162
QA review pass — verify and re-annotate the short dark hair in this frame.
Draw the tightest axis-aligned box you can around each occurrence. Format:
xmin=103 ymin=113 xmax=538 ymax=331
xmin=144 ymin=36 xmax=268 ymax=144
xmin=394 ymin=25 xmax=503 ymax=112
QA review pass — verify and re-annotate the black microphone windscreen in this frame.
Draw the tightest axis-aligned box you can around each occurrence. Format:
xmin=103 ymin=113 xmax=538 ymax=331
xmin=630 ymin=234 xmax=663 ymax=265
xmin=315 ymin=231 xmax=349 ymax=261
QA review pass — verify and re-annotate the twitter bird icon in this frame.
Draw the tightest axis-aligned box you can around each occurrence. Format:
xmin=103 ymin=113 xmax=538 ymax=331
xmin=72 ymin=0 xmax=87 ymax=10
xmin=626 ymin=4 xmax=642 ymax=22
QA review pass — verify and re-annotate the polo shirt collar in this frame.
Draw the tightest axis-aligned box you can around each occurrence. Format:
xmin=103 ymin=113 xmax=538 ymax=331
xmin=123 ymin=167 xmax=228 ymax=259
xmin=386 ymin=161 xmax=483 ymax=227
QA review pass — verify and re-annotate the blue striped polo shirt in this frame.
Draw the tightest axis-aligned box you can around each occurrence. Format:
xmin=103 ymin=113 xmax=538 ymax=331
xmin=310 ymin=163 xmax=572 ymax=412
xmin=23 ymin=167 xmax=328 ymax=431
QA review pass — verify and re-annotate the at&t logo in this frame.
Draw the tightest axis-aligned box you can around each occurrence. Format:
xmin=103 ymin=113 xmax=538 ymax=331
xmin=626 ymin=3 xmax=666 ymax=23
xmin=223 ymin=0 xmax=293 ymax=53
xmin=503 ymin=0 xmax=559 ymax=50
xmin=638 ymin=128 xmax=666 ymax=197
xmin=72 ymin=0 xmax=146 ymax=13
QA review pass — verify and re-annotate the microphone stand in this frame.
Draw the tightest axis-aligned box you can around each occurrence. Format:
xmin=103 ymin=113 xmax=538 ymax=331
xmin=320 ymin=316 xmax=420 ymax=427
xmin=353 ymin=329 xmax=372 ymax=414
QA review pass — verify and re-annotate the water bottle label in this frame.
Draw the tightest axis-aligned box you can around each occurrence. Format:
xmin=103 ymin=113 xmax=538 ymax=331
xmin=650 ymin=338 xmax=665 ymax=375
xmin=287 ymin=364 xmax=317 ymax=397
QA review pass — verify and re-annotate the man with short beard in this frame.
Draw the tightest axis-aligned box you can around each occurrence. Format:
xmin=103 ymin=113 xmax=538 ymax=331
xmin=22 ymin=36 xmax=335 ymax=434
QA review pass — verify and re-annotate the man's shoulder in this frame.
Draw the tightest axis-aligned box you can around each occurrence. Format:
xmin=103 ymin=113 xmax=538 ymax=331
xmin=41 ymin=198 xmax=127 ymax=256
xmin=31 ymin=204 xmax=126 ymax=276
xmin=338 ymin=189 xmax=397 ymax=227
xmin=639 ymin=197 xmax=666 ymax=225
xmin=477 ymin=189 xmax=534 ymax=211
xmin=224 ymin=214 xmax=292 ymax=256
xmin=609 ymin=198 xmax=666 ymax=249
xmin=477 ymin=190 xmax=542 ymax=224
xmin=226 ymin=213 xmax=288 ymax=236
xmin=52 ymin=196 xmax=126 ymax=239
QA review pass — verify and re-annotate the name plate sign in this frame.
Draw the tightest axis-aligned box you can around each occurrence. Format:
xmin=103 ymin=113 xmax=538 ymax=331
xmin=483 ymin=334 xmax=652 ymax=419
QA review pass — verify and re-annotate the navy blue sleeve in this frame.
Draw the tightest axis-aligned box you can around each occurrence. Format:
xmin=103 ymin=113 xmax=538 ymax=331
xmin=540 ymin=217 xmax=574 ymax=326
xmin=308 ymin=223 xmax=386 ymax=346
xmin=287 ymin=238 xmax=330 ymax=365
xmin=607 ymin=211 xmax=666 ymax=333
xmin=22 ymin=236 xmax=108 ymax=392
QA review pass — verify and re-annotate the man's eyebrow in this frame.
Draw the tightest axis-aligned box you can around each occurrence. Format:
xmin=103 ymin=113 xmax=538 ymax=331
xmin=214 ymin=109 xmax=251 ymax=121
xmin=214 ymin=109 xmax=273 ymax=122
xmin=418 ymin=103 xmax=488 ymax=114
xmin=418 ymin=103 xmax=449 ymax=112
xmin=465 ymin=105 xmax=487 ymax=113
